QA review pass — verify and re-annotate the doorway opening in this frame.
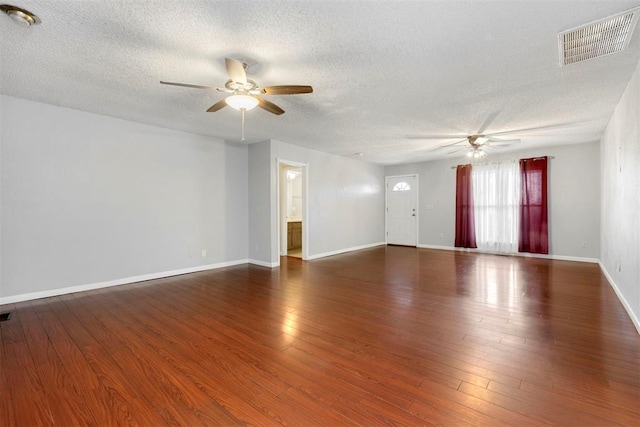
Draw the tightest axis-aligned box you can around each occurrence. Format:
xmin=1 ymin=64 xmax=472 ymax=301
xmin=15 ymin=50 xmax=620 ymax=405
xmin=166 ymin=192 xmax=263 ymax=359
xmin=277 ymin=160 xmax=308 ymax=259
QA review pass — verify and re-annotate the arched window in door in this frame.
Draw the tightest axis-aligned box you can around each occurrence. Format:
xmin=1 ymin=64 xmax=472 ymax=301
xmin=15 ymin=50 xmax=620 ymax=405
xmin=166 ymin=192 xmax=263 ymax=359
xmin=392 ymin=181 xmax=411 ymax=192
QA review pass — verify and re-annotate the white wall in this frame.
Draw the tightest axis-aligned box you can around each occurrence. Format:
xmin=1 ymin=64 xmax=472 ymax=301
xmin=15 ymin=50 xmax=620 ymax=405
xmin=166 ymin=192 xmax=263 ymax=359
xmin=287 ymin=170 xmax=303 ymax=219
xmin=600 ymin=60 xmax=640 ymax=333
xmin=246 ymin=139 xmax=385 ymax=266
xmin=1 ymin=95 xmax=248 ymax=301
xmin=0 ymin=98 xmax=386 ymax=299
xmin=248 ymin=140 xmax=273 ymax=265
xmin=271 ymin=140 xmax=386 ymax=264
xmin=385 ymin=142 xmax=600 ymax=260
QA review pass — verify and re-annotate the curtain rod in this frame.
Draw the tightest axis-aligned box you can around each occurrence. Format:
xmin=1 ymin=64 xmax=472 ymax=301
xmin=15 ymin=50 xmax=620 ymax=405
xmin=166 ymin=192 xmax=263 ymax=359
xmin=450 ymin=156 xmax=555 ymax=169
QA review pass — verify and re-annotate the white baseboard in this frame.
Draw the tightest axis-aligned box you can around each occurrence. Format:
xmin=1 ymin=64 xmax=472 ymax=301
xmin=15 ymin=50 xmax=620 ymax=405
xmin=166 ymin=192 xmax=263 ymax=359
xmin=249 ymin=259 xmax=280 ymax=268
xmin=519 ymin=252 xmax=599 ymax=263
xmin=418 ymin=244 xmax=461 ymax=251
xmin=306 ymin=242 xmax=386 ymax=260
xmin=0 ymin=259 xmax=249 ymax=305
xmin=417 ymin=244 xmax=598 ymax=263
xmin=599 ymin=262 xmax=640 ymax=335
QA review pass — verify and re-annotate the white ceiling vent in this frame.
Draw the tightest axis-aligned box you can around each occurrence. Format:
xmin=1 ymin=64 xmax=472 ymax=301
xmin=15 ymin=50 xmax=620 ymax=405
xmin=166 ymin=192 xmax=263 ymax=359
xmin=559 ymin=8 xmax=639 ymax=67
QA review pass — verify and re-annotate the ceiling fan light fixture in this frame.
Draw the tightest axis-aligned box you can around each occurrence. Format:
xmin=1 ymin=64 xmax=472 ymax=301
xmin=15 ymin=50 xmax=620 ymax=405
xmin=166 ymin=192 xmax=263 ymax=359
xmin=476 ymin=136 xmax=489 ymax=145
xmin=225 ymin=94 xmax=259 ymax=111
xmin=467 ymin=148 xmax=486 ymax=159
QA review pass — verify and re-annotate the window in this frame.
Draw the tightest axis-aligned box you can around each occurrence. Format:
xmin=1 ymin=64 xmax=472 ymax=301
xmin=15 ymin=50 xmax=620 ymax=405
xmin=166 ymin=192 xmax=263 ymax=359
xmin=393 ymin=181 xmax=411 ymax=192
xmin=455 ymin=157 xmax=548 ymax=255
xmin=472 ymin=161 xmax=520 ymax=253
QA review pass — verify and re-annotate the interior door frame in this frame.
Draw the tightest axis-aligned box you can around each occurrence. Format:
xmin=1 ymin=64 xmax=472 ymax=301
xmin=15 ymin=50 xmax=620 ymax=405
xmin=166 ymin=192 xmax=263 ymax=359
xmin=276 ymin=158 xmax=309 ymax=260
xmin=385 ymin=174 xmax=419 ymax=246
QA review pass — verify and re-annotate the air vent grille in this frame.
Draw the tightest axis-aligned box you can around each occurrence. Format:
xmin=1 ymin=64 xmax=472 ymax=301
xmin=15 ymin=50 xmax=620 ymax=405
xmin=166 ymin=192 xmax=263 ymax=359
xmin=559 ymin=9 xmax=639 ymax=66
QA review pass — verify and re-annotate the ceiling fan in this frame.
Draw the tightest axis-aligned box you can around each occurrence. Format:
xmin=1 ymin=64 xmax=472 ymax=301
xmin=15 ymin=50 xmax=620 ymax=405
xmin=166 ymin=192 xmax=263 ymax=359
xmin=406 ymin=121 xmax=590 ymax=159
xmin=457 ymin=134 xmax=521 ymax=159
xmin=160 ymin=58 xmax=313 ymax=139
xmin=407 ymin=130 xmax=526 ymax=159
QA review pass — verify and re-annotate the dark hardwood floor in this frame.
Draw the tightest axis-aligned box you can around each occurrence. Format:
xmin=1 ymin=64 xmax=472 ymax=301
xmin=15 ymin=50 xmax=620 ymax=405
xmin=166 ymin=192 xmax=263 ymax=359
xmin=1 ymin=246 xmax=639 ymax=426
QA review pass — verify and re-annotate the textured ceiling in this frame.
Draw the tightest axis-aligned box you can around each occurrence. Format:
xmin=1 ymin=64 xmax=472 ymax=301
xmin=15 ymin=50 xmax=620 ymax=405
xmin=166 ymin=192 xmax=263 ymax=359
xmin=2 ymin=0 xmax=639 ymax=164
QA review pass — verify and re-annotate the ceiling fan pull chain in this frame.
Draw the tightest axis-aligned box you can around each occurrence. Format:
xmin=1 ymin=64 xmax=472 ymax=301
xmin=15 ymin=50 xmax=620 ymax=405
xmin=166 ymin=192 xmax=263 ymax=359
xmin=241 ymin=108 xmax=245 ymax=141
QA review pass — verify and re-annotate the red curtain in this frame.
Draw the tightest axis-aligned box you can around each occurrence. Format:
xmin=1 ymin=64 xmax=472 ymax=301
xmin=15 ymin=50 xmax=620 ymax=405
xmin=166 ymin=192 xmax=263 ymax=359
xmin=519 ymin=157 xmax=548 ymax=254
xmin=455 ymin=165 xmax=477 ymax=248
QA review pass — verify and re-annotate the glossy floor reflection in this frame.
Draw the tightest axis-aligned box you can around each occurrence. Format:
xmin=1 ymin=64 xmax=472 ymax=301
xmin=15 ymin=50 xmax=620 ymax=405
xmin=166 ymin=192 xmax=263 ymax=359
xmin=1 ymin=246 xmax=639 ymax=425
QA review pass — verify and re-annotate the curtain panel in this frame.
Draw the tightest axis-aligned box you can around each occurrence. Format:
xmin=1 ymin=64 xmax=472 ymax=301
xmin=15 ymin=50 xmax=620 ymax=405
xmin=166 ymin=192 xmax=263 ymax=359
xmin=519 ymin=157 xmax=548 ymax=254
xmin=472 ymin=160 xmax=520 ymax=253
xmin=455 ymin=165 xmax=477 ymax=248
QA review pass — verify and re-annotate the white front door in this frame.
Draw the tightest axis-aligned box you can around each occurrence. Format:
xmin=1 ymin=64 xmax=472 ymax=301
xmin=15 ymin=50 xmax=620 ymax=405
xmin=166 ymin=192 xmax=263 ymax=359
xmin=386 ymin=175 xmax=417 ymax=246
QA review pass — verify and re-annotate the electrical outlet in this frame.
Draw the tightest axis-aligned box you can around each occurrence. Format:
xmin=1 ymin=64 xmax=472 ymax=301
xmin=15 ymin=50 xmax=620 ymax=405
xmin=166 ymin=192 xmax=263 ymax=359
xmin=201 ymin=249 xmax=207 ymax=257
xmin=581 ymin=241 xmax=587 ymax=248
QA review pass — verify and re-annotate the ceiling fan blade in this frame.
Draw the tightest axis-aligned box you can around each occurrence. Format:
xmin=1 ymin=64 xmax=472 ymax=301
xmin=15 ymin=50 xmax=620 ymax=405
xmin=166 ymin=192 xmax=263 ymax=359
xmin=160 ymin=81 xmax=224 ymax=91
xmin=406 ymin=135 xmax=466 ymax=140
xmin=257 ymin=98 xmax=285 ymax=115
xmin=487 ymin=123 xmax=576 ymax=137
xmin=489 ymin=138 xmax=521 ymax=146
xmin=425 ymin=138 xmax=467 ymax=152
xmin=225 ymin=58 xmax=247 ymax=85
xmin=447 ymin=146 xmax=470 ymax=155
xmin=206 ymin=99 xmax=228 ymax=112
xmin=477 ymin=111 xmax=501 ymax=135
xmin=262 ymin=85 xmax=313 ymax=95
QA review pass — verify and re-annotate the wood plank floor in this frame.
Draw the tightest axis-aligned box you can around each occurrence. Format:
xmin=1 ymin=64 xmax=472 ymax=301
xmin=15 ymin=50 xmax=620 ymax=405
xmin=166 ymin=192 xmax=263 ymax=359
xmin=1 ymin=246 xmax=639 ymax=426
